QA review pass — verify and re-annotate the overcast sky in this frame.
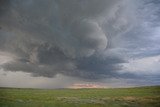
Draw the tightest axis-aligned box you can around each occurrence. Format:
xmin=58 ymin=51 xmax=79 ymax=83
xmin=0 ymin=0 xmax=160 ymax=88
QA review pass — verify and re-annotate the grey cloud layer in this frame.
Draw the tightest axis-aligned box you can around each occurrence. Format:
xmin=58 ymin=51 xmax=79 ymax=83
xmin=0 ymin=0 xmax=159 ymax=80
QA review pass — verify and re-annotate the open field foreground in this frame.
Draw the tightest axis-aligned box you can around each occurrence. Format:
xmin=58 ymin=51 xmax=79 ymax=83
xmin=0 ymin=86 xmax=160 ymax=107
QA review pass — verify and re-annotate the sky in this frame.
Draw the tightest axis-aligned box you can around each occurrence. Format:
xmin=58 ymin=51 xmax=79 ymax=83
xmin=0 ymin=0 xmax=160 ymax=88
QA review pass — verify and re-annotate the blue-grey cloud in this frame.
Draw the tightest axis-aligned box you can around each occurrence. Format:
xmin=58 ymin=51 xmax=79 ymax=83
xmin=0 ymin=0 xmax=160 ymax=83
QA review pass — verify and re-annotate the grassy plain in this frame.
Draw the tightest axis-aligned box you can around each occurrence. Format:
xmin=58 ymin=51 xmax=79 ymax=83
xmin=0 ymin=86 xmax=160 ymax=107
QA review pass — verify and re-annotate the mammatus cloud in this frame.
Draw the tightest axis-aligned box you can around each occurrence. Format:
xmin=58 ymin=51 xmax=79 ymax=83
xmin=0 ymin=0 xmax=160 ymax=82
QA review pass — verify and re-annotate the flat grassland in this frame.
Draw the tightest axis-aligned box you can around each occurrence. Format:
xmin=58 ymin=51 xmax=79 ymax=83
xmin=0 ymin=86 xmax=160 ymax=107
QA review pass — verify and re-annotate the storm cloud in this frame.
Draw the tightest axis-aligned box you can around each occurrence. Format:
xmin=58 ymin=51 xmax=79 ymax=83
xmin=0 ymin=0 xmax=160 ymax=82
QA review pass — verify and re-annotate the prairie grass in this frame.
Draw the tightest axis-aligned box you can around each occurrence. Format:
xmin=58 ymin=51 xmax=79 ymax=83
xmin=0 ymin=86 xmax=160 ymax=107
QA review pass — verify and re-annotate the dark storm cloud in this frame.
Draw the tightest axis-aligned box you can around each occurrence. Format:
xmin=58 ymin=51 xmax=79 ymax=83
xmin=76 ymin=55 xmax=125 ymax=78
xmin=0 ymin=0 xmax=10 ymax=14
xmin=0 ymin=0 xmax=159 ymax=81
xmin=0 ymin=0 xmax=129 ymax=79
xmin=0 ymin=0 xmax=115 ymax=57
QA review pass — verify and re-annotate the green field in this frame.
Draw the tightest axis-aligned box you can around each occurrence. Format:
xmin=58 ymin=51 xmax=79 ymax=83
xmin=0 ymin=86 xmax=160 ymax=107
